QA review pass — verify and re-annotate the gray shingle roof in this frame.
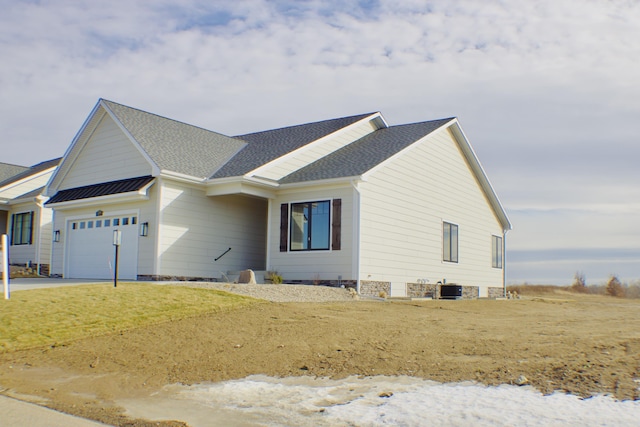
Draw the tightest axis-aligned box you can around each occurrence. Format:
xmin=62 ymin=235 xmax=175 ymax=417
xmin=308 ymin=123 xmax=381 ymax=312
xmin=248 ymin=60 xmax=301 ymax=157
xmin=210 ymin=113 xmax=375 ymax=179
xmin=0 ymin=163 xmax=29 ymax=185
xmin=46 ymin=175 xmax=154 ymax=205
xmin=279 ymin=118 xmax=453 ymax=184
xmin=102 ymin=100 xmax=247 ymax=179
xmin=0 ymin=158 xmax=61 ymax=188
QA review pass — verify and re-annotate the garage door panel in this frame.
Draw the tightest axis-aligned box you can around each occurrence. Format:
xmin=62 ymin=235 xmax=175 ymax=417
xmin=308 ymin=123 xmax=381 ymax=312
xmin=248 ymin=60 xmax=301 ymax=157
xmin=66 ymin=215 xmax=138 ymax=280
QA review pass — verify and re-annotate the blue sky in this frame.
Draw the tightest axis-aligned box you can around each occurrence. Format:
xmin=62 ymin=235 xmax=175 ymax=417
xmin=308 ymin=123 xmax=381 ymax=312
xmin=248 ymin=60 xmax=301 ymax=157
xmin=1 ymin=0 xmax=639 ymax=284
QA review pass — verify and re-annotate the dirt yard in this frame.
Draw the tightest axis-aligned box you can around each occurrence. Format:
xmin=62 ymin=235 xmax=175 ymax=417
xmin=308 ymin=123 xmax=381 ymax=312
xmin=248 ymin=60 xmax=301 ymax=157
xmin=0 ymin=292 xmax=639 ymax=426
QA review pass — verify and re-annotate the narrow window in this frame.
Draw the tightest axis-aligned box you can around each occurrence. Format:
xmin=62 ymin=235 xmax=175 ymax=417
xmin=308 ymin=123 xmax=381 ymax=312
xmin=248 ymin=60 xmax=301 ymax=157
xmin=290 ymin=200 xmax=331 ymax=251
xmin=113 ymin=218 xmax=120 ymax=226
xmin=72 ymin=222 xmax=77 ymax=230
xmin=96 ymin=220 xmax=102 ymax=228
xmin=492 ymin=235 xmax=503 ymax=268
xmin=131 ymin=217 xmax=137 ymax=225
xmin=10 ymin=212 xmax=33 ymax=245
xmin=123 ymin=217 xmax=129 ymax=226
xmin=443 ymin=222 xmax=458 ymax=263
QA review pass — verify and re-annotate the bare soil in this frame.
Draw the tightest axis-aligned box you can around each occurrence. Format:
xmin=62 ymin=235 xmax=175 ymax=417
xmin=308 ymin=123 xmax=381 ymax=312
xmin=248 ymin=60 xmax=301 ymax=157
xmin=1 ymin=293 xmax=639 ymax=426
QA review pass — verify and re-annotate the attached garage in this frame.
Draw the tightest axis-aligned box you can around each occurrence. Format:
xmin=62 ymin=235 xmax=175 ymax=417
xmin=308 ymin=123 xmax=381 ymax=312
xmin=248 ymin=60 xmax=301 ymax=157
xmin=65 ymin=214 xmax=139 ymax=280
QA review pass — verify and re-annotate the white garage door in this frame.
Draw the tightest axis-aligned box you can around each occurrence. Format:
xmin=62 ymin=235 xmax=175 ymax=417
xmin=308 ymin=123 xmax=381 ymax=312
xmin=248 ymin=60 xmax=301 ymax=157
xmin=66 ymin=214 xmax=139 ymax=280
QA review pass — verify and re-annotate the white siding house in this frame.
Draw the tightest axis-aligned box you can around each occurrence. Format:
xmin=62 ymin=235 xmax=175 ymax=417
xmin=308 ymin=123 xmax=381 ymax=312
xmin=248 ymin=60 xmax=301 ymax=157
xmin=45 ymin=99 xmax=511 ymax=298
xmin=0 ymin=159 xmax=61 ymax=274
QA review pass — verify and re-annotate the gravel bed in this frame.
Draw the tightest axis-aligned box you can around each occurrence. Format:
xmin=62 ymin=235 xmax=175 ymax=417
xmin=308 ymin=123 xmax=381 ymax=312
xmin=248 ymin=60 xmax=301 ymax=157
xmin=165 ymin=281 xmax=358 ymax=302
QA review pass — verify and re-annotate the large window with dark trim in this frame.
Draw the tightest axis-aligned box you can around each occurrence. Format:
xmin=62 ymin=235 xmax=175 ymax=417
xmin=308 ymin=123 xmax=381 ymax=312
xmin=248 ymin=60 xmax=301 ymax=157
xmin=290 ymin=200 xmax=331 ymax=251
xmin=492 ymin=235 xmax=503 ymax=268
xmin=11 ymin=211 xmax=34 ymax=246
xmin=443 ymin=222 xmax=458 ymax=263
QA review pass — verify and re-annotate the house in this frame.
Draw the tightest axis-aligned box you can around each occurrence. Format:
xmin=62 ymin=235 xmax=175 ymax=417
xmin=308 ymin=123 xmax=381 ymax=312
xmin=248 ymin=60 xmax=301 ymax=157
xmin=44 ymin=99 xmax=511 ymax=298
xmin=0 ymin=158 xmax=61 ymax=275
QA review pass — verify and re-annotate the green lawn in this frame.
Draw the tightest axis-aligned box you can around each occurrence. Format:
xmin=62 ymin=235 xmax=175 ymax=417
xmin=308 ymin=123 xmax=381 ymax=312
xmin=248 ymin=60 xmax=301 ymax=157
xmin=0 ymin=283 xmax=259 ymax=353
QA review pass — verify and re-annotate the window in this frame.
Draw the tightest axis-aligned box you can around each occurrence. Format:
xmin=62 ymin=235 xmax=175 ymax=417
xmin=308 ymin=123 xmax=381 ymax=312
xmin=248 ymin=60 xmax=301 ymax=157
xmin=492 ymin=235 xmax=503 ymax=268
xmin=123 ymin=217 xmax=129 ymax=226
xmin=72 ymin=222 xmax=77 ymax=230
xmin=290 ymin=200 xmax=330 ymax=251
xmin=79 ymin=222 xmax=86 ymax=229
xmin=87 ymin=221 xmax=94 ymax=229
xmin=10 ymin=212 xmax=33 ymax=245
xmin=131 ymin=216 xmax=137 ymax=225
xmin=113 ymin=218 xmax=120 ymax=226
xmin=443 ymin=222 xmax=458 ymax=263
xmin=104 ymin=219 xmax=111 ymax=227
xmin=96 ymin=220 xmax=102 ymax=228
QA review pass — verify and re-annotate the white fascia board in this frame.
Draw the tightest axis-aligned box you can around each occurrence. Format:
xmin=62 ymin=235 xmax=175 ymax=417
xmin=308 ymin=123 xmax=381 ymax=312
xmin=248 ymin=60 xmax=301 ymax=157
xmin=45 ymin=190 xmax=151 ymax=210
xmin=205 ymin=176 xmax=278 ymax=198
xmin=447 ymin=120 xmax=512 ymax=231
xmin=278 ymin=175 xmax=363 ymax=191
xmin=245 ymin=112 xmax=384 ymax=179
xmin=159 ymin=169 xmax=207 ymax=185
xmin=45 ymin=100 xmax=105 ymax=197
xmin=100 ymin=100 xmax=161 ymax=177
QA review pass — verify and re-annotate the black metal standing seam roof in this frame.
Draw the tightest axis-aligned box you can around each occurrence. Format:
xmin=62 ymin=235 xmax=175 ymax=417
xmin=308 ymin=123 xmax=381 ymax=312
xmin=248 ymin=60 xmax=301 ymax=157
xmin=210 ymin=113 xmax=376 ymax=179
xmin=45 ymin=176 xmax=154 ymax=205
xmin=279 ymin=118 xmax=454 ymax=184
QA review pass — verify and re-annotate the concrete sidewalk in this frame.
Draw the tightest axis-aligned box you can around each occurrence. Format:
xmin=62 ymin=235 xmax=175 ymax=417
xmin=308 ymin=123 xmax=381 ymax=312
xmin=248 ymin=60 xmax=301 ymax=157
xmin=4 ymin=277 xmax=111 ymax=291
xmin=0 ymin=395 xmax=109 ymax=426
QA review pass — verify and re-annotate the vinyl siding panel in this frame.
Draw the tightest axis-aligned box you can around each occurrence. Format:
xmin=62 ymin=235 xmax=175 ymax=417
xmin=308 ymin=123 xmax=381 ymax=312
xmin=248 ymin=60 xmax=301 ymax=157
xmin=359 ymin=128 xmax=504 ymax=296
xmin=255 ymin=120 xmax=377 ymax=181
xmin=59 ymin=115 xmax=151 ymax=190
xmin=268 ymin=185 xmax=354 ymax=281
xmin=0 ymin=173 xmax=52 ymax=199
xmin=157 ymin=180 xmax=266 ymax=278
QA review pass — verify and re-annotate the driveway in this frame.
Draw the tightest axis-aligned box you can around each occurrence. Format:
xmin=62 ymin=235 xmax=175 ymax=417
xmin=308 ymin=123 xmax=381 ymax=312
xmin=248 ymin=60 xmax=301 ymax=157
xmin=5 ymin=277 xmax=111 ymax=291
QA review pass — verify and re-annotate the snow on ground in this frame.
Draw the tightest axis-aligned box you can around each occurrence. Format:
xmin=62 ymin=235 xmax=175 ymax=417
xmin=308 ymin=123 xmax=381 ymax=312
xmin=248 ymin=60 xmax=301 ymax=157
xmin=121 ymin=376 xmax=640 ymax=427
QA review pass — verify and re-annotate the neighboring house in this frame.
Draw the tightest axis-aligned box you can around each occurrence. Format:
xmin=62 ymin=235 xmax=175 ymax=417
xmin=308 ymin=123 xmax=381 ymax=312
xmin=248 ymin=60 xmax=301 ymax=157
xmin=45 ymin=99 xmax=511 ymax=298
xmin=0 ymin=158 xmax=61 ymax=275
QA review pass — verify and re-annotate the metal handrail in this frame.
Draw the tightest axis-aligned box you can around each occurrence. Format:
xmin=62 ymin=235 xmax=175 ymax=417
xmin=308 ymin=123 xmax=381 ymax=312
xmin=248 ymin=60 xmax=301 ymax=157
xmin=214 ymin=247 xmax=232 ymax=261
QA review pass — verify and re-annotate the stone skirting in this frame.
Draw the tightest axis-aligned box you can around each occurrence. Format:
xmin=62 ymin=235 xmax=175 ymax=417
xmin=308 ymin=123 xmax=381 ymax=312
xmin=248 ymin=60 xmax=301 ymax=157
xmin=488 ymin=287 xmax=505 ymax=299
xmin=359 ymin=280 xmax=391 ymax=298
xmin=284 ymin=279 xmax=357 ymax=289
xmin=407 ymin=283 xmax=505 ymax=299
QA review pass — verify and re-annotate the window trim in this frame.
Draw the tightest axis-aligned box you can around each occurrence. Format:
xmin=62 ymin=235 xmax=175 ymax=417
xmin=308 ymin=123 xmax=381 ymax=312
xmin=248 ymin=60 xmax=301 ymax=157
xmin=443 ymin=221 xmax=459 ymax=263
xmin=289 ymin=200 xmax=331 ymax=251
xmin=492 ymin=235 xmax=503 ymax=269
xmin=10 ymin=211 xmax=34 ymax=246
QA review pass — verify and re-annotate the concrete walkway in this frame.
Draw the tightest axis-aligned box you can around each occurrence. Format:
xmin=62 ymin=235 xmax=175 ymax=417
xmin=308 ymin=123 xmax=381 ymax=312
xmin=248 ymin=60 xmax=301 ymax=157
xmin=5 ymin=277 xmax=111 ymax=291
xmin=0 ymin=395 xmax=109 ymax=426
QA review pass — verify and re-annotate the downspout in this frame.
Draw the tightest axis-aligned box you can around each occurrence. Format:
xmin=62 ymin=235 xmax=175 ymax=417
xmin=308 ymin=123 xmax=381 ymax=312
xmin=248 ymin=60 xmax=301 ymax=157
xmin=34 ymin=196 xmax=45 ymax=275
xmin=351 ymin=179 xmax=362 ymax=294
xmin=502 ymin=228 xmax=509 ymax=297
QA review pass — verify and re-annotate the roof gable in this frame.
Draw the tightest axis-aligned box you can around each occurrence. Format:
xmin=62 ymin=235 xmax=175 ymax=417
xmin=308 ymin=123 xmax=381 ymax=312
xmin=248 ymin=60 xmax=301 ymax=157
xmin=211 ymin=113 xmax=375 ymax=179
xmin=280 ymin=119 xmax=452 ymax=184
xmin=102 ymin=100 xmax=247 ymax=179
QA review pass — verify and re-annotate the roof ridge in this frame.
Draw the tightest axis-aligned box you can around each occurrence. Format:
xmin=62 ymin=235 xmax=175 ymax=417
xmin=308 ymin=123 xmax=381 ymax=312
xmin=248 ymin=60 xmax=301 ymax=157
xmin=101 ymin=99 xmax=238 ymax=140
xmin=234 ymin=112 xmax=377 ymax=139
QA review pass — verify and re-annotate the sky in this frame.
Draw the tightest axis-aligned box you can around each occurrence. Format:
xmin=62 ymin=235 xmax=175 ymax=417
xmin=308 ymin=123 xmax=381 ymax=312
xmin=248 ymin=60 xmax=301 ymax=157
xmin=1 ymin=0 xmax=638 ymax=285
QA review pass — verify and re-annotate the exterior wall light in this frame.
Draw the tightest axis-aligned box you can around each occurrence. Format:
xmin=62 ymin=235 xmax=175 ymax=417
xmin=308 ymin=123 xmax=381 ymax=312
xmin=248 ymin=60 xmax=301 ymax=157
xmin=96 ymin=210 xmax=103 ymax=216
xmin=53 ymin=230 xmax=61 ymax=242
xmin=140 ymin=222 xmax=149 ymax=237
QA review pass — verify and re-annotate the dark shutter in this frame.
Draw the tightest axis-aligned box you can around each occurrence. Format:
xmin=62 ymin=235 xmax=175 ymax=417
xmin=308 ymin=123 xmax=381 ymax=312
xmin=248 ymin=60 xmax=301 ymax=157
xmin=279 ymin=203 xmax=288 ymax=252
xmin=28 ymin=211 xmax=34 ymax=245
xmin=9 ymin=214 xmax=15 ymax=245
xmin=331 ymin=199 xmax=341 ymax=250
